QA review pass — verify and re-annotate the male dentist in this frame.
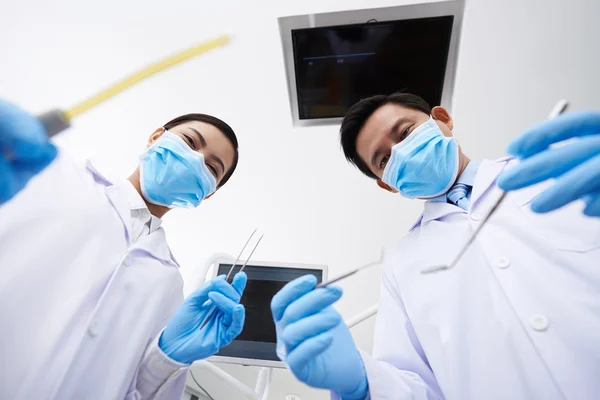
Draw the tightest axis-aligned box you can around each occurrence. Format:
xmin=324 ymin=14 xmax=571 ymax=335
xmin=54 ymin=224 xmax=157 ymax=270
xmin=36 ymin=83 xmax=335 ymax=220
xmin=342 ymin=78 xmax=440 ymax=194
xmin=271 ymin=92 xmax=600 ymax=399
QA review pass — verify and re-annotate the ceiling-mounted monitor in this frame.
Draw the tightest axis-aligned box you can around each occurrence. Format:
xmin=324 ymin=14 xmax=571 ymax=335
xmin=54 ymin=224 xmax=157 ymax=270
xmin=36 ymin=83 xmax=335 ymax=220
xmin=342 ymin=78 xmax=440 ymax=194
xmin=279 ymin=1 xmax=465 ymax=127
xmin=292 ymin=16 xmax=453 ymax=120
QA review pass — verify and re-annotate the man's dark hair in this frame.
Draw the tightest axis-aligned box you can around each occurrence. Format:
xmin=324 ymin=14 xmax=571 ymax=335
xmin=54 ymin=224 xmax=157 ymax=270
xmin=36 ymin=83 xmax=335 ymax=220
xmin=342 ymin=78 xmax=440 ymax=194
xmin=340 ymin=92 xmax=432 ymax=179
xmin=163 ymin=114 xmax=239 ymax=188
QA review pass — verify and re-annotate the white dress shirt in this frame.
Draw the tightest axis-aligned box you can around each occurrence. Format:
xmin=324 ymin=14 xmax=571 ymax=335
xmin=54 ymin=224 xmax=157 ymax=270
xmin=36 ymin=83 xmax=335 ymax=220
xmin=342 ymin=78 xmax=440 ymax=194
xmin=0 ymin=153 xmax=190 ymax=399
xmin=354 ymin=157 xmax=600 ymax=400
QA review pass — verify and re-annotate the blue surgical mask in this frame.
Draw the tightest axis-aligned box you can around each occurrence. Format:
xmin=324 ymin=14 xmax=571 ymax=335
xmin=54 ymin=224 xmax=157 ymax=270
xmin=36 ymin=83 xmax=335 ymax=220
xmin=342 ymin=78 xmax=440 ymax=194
xmin=382 ymin=117 xmax=459 ymax=199
xmin=139 ymin=131 xmax=217 ymax=208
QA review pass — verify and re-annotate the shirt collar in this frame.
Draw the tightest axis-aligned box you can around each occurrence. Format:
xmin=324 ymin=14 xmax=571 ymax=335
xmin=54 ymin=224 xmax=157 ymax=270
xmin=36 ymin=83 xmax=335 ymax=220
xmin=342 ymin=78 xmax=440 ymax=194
xmin=457 ymin=160 xmax=482 ymax=186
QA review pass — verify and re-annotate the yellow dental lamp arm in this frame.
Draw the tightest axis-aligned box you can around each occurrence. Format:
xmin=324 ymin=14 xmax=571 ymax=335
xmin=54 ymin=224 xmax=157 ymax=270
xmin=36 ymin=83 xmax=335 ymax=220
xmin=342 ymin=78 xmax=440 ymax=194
xmin=38 ymin=34 xmax=230 ymax=137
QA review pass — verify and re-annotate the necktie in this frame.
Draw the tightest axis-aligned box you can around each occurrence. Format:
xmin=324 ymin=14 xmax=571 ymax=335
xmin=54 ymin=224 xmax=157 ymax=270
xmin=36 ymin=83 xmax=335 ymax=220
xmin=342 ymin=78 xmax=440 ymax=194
xmin=447 ymin=183 xmax=471 ymax=211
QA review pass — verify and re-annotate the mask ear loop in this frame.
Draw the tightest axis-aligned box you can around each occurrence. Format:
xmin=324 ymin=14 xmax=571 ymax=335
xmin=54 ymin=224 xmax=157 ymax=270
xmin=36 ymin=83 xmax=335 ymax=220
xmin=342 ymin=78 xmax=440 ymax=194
xmin=194 ymin=151 xmax=217 ymax=197
xmin=138 ymin=139 xmax=171 ymax=208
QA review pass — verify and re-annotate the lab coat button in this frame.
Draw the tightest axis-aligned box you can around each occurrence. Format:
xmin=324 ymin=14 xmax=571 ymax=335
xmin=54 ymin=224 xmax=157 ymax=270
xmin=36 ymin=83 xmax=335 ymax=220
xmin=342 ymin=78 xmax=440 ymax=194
xmin=88 ymin=319 xmax=101 ymax=337
xmin=470 ymin=213 xmax=483 ymax=221
xmin=495 ymin=257 xmax=510 ymax=269
xmin=123 ymin=256 xmax=132 ymax=266
xmin=529 ymin=314 xmax=549 ymax=331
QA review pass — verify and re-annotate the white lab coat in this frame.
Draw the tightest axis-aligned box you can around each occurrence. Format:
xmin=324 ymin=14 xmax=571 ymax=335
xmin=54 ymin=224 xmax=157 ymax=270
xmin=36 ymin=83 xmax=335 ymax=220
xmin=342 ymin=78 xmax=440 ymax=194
xmin=355 ymin=158 xmax=600 ymax=400
xmin=0 ymin=152 xmax=190 ymax=399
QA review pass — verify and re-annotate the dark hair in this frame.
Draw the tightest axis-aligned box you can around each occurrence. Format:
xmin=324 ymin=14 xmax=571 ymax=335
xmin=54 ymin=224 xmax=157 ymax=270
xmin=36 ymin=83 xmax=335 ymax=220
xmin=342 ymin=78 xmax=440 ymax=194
xmin=163 ymin=113 xmax=239 ymax=188
xmin=340 ymin=92 xmax=432 ymax=179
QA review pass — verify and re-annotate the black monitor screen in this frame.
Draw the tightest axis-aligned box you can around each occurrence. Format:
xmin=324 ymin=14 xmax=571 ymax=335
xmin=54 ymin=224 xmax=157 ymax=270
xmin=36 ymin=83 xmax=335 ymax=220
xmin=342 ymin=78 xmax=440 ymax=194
xmin=215 ymin=264 xmax=323 ymax=362
xmin=291 ymin=16 xmax=454 ymax=119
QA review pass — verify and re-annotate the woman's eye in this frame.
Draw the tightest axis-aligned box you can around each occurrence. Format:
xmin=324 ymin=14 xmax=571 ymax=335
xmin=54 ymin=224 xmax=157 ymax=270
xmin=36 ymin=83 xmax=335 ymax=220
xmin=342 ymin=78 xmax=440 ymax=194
xmin=207 ymin=164 xmax=218 ymax=177
xmin=400 ymin=126 xmax=412 ymax=142
xmin=183 ymin=134 xmax=195 ymax=148
xmin=379 ymin=155 xmax=389 ymax=169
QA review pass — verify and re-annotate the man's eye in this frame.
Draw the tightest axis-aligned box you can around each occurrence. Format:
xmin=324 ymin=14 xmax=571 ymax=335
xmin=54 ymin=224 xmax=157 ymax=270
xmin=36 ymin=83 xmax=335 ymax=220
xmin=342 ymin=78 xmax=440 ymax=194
xmin=183 ymin=134 xmax=195 ymax=148
xmin=379 ymin=155 xmax=389 ymax=169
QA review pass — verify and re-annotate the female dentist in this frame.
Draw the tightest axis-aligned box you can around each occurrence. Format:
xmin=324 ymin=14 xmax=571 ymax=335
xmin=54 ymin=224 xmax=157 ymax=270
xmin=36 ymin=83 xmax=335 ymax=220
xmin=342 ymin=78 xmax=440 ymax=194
xmin=0 ymin=99 xmax=246 ymax=399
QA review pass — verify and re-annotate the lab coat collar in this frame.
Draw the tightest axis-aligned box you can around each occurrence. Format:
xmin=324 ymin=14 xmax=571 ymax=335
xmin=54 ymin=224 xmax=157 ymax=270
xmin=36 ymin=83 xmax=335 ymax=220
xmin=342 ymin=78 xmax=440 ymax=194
xmin=105 ymin=184 xmax=134 ymax=245
xmin=84 ymin=161 xmax=134 ymax=243
xmin=103 ymin=184 xmax=176 ymax=265
xmin=84 ymin=161 xmax=176 ymax=265
xmin=409 ymin=202 xmax=464 ymax=231
xmin=85 ymin=160 xmax=112 ymax=186
xmin=129 ymin=228 xmax=180 ymax=267
xmin=469 ymin=157 xmax=512 ymax=208
xmin=409 ymin=157 xmax=513 ymax=231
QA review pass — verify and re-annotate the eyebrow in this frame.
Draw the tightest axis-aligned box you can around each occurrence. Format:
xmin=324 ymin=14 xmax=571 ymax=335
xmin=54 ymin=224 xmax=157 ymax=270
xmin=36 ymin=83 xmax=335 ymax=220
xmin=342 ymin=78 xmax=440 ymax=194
xmin=370 ymin=116 xmax=409 ymax=168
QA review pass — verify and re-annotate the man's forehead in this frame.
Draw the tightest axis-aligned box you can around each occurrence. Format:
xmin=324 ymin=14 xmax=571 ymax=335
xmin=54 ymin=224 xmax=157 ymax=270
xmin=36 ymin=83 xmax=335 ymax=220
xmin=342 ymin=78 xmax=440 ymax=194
xmin=357 ymin=105 xmax=407 ymax=149
xmin=365 ymin=103 xmax=421 ymax=129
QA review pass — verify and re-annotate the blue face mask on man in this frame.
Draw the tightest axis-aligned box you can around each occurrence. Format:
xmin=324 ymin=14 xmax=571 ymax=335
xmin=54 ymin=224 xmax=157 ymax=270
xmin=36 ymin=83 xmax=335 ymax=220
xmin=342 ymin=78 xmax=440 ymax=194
xmin=382 ymin=117 xmax=459 ymax=199
xmin=140 ymin=131 xmax=217 ymax=208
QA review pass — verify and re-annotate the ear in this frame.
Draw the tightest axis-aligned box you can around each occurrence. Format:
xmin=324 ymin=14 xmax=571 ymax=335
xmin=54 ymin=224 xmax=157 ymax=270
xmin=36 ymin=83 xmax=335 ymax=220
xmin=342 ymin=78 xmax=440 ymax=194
xmin=147 ymin=127 xmax=166 ymax=148
xmin=431 ymin=106 xmax=454 ymax=131
xmin=377 ymin=179 xmax=398 ymax=193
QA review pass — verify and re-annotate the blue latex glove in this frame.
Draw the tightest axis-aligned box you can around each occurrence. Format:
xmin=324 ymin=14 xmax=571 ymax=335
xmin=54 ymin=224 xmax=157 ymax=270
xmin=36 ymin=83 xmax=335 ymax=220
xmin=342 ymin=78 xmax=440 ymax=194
xmin=0 ymin=99 xmax=57 ymax=204
xmin=271 ymin=275 xmax=368 ymax=400
xmin=497 ymin=111 xmax=600 ymax=217
xmin=159 ymin=273 xmax=247 ymax=364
